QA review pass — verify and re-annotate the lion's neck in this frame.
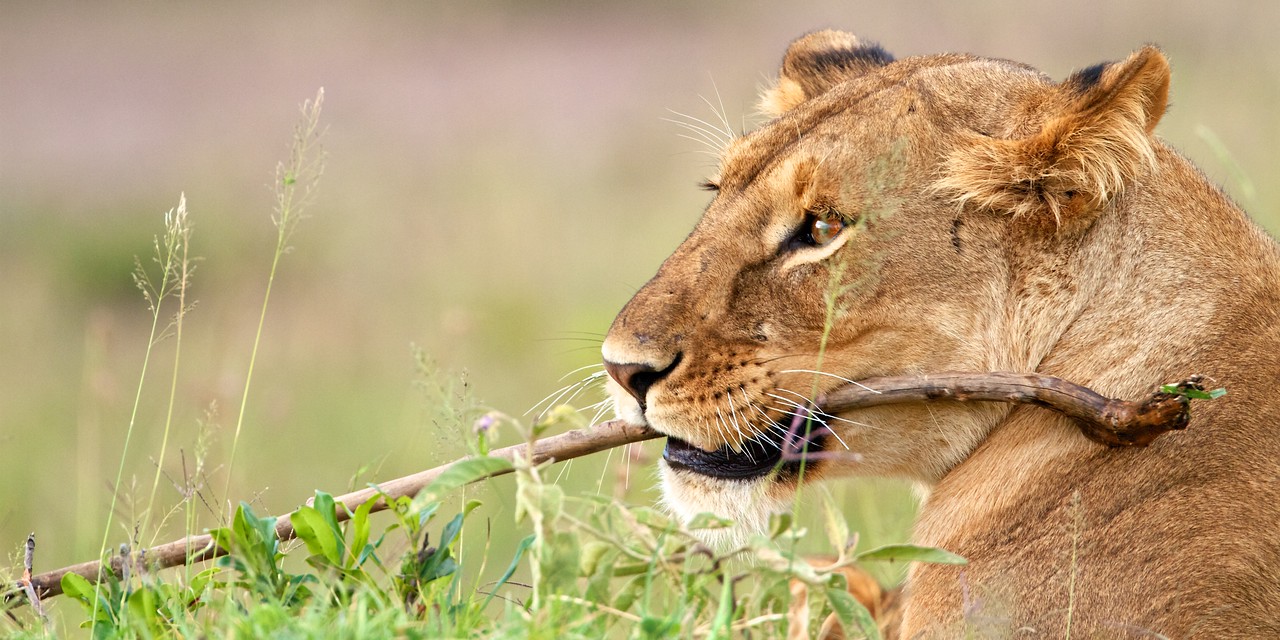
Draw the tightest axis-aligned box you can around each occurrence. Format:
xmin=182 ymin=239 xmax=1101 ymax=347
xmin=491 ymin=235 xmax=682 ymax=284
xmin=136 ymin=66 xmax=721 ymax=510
xmin=917 ymin=145 xmax=1280 ymax=543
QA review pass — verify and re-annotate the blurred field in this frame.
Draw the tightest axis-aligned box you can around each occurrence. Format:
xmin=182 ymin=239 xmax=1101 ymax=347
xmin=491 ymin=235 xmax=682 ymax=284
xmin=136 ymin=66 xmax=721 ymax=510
xmin=2 ymin=0 xmax=1278 ymax=604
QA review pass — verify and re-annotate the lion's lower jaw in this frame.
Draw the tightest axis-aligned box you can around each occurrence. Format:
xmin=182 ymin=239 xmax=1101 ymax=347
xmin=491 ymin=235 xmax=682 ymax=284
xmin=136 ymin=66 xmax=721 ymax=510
xmin=659 ymin=461 xmax=795 ymax=549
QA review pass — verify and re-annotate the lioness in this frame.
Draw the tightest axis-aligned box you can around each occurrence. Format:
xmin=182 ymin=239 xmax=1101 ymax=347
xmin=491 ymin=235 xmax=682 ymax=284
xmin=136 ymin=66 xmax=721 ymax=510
xmin=601 ymin=31 xmax=1280 ymax=638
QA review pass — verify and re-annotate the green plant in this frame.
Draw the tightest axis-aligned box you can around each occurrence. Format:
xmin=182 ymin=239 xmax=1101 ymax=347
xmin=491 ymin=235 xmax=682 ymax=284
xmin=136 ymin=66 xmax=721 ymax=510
xmin=224 ymin=87 xmax=327 ymax=502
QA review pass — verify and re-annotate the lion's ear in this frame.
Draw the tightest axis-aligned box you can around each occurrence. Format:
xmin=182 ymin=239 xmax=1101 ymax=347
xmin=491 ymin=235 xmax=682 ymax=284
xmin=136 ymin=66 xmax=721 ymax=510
xmin=940 ymin=46 xmax=1170 ymax=224
xmin=759 ymin=30 xmax=894 ymax=118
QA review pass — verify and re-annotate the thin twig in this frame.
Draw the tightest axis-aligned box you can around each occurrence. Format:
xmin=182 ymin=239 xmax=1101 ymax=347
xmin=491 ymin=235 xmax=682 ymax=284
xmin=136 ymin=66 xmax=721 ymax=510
xmin=16 ymin=533 xmax=46 ymax=624
xmin=6 ymin=371 xmax=1207 ymax=604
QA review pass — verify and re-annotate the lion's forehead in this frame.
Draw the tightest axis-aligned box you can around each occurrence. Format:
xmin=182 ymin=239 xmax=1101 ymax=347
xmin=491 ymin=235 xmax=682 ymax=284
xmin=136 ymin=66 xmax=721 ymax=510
xmin=717 ymin=56 xmax=1053 ymax=195
xmin=717 ymin=83 xmax=894 ymax=193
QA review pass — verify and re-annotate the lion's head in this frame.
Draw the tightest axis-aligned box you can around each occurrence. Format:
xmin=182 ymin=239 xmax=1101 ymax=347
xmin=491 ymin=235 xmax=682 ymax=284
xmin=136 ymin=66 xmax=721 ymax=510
xmin=601 ymin=30 xmax=1171 ymax=533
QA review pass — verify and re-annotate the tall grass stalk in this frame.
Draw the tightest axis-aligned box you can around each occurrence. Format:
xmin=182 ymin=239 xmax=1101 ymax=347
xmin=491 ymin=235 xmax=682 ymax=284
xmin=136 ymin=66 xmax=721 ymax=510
xmin=223 ymin=88 xmax=326 ymax=509
xmin=141 ymin=194 xmax=194 ymax=541
xmin=91 ymin=194 xmax=191 ymax=627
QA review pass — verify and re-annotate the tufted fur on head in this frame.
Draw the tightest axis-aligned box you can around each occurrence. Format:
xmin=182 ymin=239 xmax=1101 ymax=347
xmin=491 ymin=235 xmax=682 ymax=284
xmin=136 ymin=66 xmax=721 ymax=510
xmin=935 ymin=46 xmax=1170 ymax=224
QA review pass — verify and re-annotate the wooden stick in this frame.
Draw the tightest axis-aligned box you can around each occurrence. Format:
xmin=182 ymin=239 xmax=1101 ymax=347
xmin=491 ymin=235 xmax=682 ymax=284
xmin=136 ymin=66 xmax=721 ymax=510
xmin=818 ymin=372 xmax=1200 ymax=447
xmin=7 ymin=371 xmax=1203 ymax=604
xmin=12 ymin=420 xmax=659 ymax=601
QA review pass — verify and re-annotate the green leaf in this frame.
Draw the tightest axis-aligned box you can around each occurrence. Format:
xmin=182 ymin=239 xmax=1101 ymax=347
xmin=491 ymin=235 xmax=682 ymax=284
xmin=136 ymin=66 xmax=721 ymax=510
xmin=416 ymin=501 xmax=441 ymax=530
xmin=826 ymin=586 xmax=881 ymax=640
xmin=437 ymin=512 xmax=466 ymax=551
xmin=686 ymin=512 xmax=734 ymax=530
xmin=640 ymin=616 xmax=681 ymax=639
xmin=482 ymin=534 xmax=535 ymax=610
xmin=411 ymin=457 xmax=513 ymax=510
xmin=232 ymin=502 xmax=279 ymax=558
xmin=583 ymin=544 xmax=618 ymax=603
xmin=855 ymin=543 xmax=967 ymax=565
xmin=208 ymin=526 xmax=233 ymax=555
xmin=126 ymin=587 xmax=164 ymax=635
xmin=1160 ymin=384 xmax=1228 ymax=400
xmin=291 ymin=507 xmax=342 ymax=566
xmin=349 ymin=498 xmax=375 ymax=569
xmin=313 ymin=492 xmax=349 ymax=563
xmin=61 ymin=572 xmax=108 ymax=620
xmin=542 ymin=531 xmax=581 ymax=594
xmin=612 ymin=574 xmax=647 ymax=612
xmin=224 ymin=502 xmax=286 ymax=593
xmin=60 ymin=572 xmax=95 ymax=601
xmin=706 ymin=572 xmax=735 ymax=640
xmin=768 ymin=511 xmax=794 ymax=539
xmin=612 ymin=562 xmax=651 ymax=577
xmin=579 ymin=540 xmax=612 ymax=577
xmin=821 ymin=491 xmax=852 ymax=553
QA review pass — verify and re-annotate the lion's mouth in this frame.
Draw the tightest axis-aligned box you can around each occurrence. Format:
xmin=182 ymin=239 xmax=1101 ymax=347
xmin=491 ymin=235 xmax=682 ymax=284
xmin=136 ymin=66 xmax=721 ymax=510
xmin=662 ymin=425 xmax=826 ymax=480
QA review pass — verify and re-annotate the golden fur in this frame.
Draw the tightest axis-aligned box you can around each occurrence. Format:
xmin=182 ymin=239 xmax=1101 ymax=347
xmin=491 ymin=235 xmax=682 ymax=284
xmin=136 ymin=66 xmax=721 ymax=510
xmin=602 ymin=30 xmax=1280 ymax=637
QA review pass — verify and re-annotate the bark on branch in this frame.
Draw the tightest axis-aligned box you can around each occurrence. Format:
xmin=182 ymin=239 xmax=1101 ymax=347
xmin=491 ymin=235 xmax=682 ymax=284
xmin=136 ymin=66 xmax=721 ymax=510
xmin=8 ymin=371 xmax=1205 ymax=604
xmin=818 ymin=372 xmax=1202 ymax=447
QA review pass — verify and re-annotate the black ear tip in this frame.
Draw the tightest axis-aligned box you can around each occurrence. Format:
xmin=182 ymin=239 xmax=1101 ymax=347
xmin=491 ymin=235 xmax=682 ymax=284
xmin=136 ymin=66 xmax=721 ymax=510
xmin=1069 ymin=62 xmax=1109 ymax=93
xmin=784 ymin=30 xmax=894 ymax=72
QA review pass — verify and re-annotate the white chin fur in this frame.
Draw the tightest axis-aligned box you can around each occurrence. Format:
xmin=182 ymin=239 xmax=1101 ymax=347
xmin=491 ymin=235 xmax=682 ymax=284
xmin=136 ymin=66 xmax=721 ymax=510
xmin=659 ymin=461 xmax=795 ymax=549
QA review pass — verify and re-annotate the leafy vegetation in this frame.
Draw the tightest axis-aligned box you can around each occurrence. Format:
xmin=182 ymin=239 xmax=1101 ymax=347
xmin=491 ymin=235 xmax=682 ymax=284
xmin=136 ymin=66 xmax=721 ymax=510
xmin=24 ymin=432 xmax=957 ymax=638
xmin=0 ymin=87 xmax=951 ymax=639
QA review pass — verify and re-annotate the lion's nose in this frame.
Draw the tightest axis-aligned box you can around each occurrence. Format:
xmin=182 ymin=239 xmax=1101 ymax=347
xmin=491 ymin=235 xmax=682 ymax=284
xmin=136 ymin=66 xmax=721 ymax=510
xmin=603 ymin=354 xmax=681 ymax=408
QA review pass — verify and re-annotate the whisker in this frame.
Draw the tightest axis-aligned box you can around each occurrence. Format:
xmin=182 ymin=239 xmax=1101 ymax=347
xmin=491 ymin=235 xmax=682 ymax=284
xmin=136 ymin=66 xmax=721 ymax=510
xmin=770 ymin=387 xmax=815 ymax=405
xmin=526 ymin=380 xmax=582 ymax=417
xmin=668 ymin=125 xmax=729 ymax=156
xmin=674 ymin=137 xmax=726 ymax=157
xmin=818 ymin=421 xmax=851 ymax=451
xmin=554 ymin=458 xmax=573 ymax=484
xmin=595 ymin=448 xmax=612 ymax=495
xmin=663 ymin=118 xmax=730 ymax=149
xmin=673 ymin=136 xmax=727 ymax=159
xmin=664 ymin=110 xmax=733 ymax=147
xmin=779 ymin=369 xmax=881 ymax=392
xmin=750 ymin=353 xmax=818 ymax=366
xmin=542 ymin=378 xmax=592 ymax=412
xmin=664 ymin=111 xmax=729 ymax=138
xmin=739 ymin=403 xmax=769 ymax=444
xmin=712 ymin=410 xmax=731 ymax=450
xmin=666 ymin=107 xmax=733 ymax=141
xmin=555 ymin=330 xmax=608 ymax=338
xmin=558 ymin=364 xmax=606 ymax=382
xmin=765 ymin=398 xmax=830 ymax=429
xmin=587 ymin=401 xmax=612 ymax=427
xmin=557 ymin=376 xmax=601 ymax=410
xmin=725 ymin=391 xmax=746 ymax=437
xmin=742 ymin=395 xmax=785 ymax=451
xmin=702 ymin=76 xmax=737 ymax=138
xmin=622 ymin=442 xmax=632 ymax=494
xmin=527 ymin=370 xmax=606 ymax=417
xmin=775 ymin=387 xmax=880 ymax=431
xmin=670 ymin=127 xmax=726 ymax=149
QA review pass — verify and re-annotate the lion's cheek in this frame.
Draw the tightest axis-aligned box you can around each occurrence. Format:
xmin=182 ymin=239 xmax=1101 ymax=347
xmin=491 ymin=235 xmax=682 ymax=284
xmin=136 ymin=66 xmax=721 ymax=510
xmin=658 ymin=461 xmax=797 ymax=547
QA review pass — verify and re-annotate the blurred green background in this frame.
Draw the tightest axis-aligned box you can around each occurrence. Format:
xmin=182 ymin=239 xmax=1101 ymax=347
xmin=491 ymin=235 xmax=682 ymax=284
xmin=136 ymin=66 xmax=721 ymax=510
xmin=2 ymin=0 xmax=1277 ymax=592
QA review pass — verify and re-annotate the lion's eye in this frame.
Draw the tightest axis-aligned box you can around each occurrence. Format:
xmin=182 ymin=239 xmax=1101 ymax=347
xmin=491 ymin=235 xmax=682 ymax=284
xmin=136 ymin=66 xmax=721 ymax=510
xmin=785 ymin=208 xmax=853 ymax=252
xmin=794 ymin=210 xmax=846 ymax=248
xmin=810 ymin=214 xmax=844 ymax=245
